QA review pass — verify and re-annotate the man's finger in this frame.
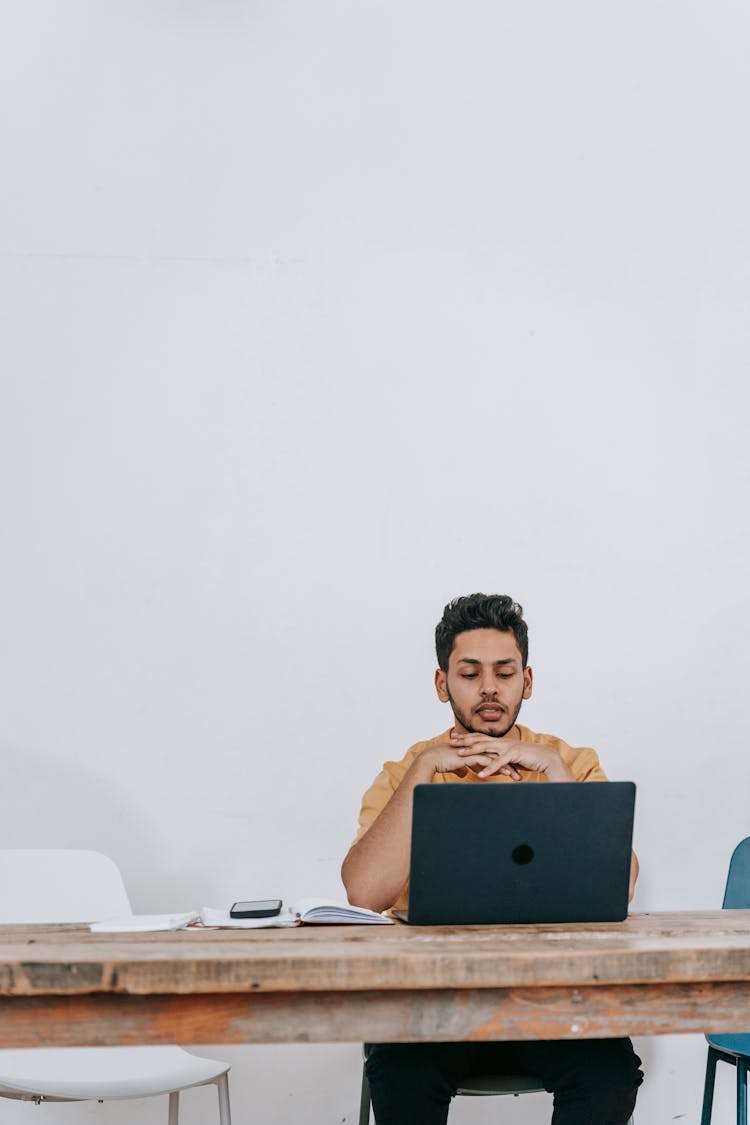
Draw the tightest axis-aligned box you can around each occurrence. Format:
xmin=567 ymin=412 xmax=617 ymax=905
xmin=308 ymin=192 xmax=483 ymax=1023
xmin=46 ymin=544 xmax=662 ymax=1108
xmin=478 ymin=762 xmax=522 ymax=780
xmin=456 ymin=740 xmax=521 ymax=755
xmin=463 ymin=754 xmax=494 ymax=769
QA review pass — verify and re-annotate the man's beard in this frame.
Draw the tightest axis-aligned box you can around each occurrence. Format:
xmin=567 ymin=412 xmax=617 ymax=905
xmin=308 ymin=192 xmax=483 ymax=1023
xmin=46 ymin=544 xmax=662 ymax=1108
xmin=446 ymin=687 xmax=524 ymax=739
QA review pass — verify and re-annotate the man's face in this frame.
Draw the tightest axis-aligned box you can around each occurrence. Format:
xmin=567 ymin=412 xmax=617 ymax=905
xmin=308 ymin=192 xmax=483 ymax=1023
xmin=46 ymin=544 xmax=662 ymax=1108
xmin=434 ymin=628 xmax=533 ymax=738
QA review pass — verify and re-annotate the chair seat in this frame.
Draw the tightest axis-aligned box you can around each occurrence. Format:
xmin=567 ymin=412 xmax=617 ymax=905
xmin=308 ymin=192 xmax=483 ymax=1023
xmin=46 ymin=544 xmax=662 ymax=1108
xmin=457 ymin=1073 xmax=546 ymax=1096
xmin=0 ymin=1047 xmax=228 ymax=1101
xmin=706 ymin=1034 xmax=750 ymax=1059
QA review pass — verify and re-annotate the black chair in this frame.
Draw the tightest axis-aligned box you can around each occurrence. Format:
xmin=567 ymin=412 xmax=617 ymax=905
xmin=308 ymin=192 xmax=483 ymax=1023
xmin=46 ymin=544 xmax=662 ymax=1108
xmin=359 ymin=1049 xmax=637 ymax=1122
xmin=359 ymin=1060 xmax=545 ymax=1125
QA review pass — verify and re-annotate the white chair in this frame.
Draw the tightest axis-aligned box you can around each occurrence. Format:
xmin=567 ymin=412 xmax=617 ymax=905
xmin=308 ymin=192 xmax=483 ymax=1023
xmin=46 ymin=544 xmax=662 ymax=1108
xmin=0 ymin=850 xmax=231 ymax=1125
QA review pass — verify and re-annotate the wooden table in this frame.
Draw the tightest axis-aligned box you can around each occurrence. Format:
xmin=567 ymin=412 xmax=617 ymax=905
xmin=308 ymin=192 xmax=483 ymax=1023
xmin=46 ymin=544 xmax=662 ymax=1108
xmin=2 ymin=911 xmax=750 ymax=1048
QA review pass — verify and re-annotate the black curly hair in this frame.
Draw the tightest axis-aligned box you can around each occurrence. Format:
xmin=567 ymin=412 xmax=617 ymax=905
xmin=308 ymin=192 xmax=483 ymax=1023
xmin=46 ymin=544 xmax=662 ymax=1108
xmin=435 ymin=593 xmax=529 ymax=670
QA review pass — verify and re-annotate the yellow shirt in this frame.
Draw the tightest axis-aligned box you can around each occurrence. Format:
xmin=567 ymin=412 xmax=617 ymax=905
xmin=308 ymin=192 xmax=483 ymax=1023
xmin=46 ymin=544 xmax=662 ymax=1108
xmin=353 ymin=724 xmax=608 ymax=913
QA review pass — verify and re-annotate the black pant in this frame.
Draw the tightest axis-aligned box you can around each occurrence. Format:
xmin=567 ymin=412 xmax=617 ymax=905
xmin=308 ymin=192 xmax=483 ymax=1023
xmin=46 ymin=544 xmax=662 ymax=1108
xmin=365 ymin=1038 xmax=643 ymax=1125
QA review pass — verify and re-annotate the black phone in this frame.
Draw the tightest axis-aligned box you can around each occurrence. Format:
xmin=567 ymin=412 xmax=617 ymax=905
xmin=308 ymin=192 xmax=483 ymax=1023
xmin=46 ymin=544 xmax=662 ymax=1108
xmin=229 ymin=899 xmax=283 ymax=919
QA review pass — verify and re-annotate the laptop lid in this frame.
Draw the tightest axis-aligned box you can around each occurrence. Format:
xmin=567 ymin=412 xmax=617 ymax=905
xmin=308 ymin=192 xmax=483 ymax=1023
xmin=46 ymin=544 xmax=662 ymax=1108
xmin=403 ymin=781 xmax=635 ymax=925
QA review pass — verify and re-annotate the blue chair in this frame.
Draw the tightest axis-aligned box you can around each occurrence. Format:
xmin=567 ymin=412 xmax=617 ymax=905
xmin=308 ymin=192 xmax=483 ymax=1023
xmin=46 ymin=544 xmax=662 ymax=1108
xmin=701 ymin=838 xmax=750 ymax=1125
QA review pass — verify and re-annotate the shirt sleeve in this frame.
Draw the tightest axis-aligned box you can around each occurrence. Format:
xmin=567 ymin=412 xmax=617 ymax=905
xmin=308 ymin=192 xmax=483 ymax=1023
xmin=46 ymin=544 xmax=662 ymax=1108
xmin=565 ymin=744 xmax=609 ymax=781
xmin=525 ymin=729 xmax=609 ymax=782
xmin=353 ymin=758 xmax=410 ymax=843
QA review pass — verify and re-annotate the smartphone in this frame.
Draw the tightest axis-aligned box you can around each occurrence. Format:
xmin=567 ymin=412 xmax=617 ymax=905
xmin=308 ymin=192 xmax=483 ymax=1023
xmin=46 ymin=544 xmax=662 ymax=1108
xmin=229 ymin=899 xmax=282 ymax=919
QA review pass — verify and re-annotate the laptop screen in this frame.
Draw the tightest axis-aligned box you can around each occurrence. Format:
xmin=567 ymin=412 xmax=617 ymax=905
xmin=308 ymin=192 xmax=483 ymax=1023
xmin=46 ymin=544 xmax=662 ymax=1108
xmin=404 ymin=781 xmax=635 ymax=925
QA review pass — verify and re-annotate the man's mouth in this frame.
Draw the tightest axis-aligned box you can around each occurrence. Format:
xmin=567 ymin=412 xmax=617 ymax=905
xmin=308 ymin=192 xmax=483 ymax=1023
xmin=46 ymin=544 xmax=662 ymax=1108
xmin=475 ymin=705 xmax=504 ymax=720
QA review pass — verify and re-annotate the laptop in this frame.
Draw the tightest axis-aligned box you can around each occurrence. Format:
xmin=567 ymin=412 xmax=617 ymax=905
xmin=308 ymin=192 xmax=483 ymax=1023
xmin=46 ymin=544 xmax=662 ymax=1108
xmin=395 ymin=781 xmax=635 ymax=925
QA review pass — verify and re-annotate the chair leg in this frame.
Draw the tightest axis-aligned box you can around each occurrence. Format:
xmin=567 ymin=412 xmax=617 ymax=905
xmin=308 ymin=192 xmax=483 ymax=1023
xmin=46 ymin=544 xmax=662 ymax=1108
xmin=168 ymin=1091 xmax=179 ymax=1125
xmin=738 ymin=1058 xmax=747 ymax=1125
xmin=358 ymin=1062 xmax=372 ymax=1125
xmin=216 ymin=1073 xmax=232 ymax=1125
xmin=702 ymin=1047 xmax=720 ymax=1125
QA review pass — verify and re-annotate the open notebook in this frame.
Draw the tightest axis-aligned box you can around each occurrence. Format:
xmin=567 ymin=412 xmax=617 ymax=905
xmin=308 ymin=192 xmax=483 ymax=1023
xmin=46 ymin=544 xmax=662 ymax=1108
xmin=90 ymin=900 xmax=393 ymax=932
xmin=201 ymin=899 xmax=393 ymax=927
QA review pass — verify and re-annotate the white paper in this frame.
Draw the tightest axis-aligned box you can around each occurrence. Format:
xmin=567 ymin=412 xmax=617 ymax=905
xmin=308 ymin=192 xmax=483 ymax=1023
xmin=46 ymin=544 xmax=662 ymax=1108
xmin=90 ymin=913 xmax=200 ymax=933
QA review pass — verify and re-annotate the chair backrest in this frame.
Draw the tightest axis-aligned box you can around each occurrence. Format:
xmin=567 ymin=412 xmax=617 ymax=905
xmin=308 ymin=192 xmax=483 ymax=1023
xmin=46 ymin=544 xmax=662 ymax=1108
xmin=0 ymin=850 xmax=131 ymax=923
xmin=722 ymin=838 xmax=750 ymax=909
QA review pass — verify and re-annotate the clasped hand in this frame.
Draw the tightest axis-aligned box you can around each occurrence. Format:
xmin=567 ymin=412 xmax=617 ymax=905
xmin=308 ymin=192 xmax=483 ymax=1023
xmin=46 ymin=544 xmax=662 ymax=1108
xmin=446 ymin=732 xmax=574 ymax=782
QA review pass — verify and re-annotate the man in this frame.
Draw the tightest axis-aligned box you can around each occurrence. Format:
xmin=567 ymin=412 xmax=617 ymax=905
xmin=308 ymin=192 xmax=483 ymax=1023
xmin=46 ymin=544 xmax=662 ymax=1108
xmin=341 ymin=593 xmax=643 ymax=1125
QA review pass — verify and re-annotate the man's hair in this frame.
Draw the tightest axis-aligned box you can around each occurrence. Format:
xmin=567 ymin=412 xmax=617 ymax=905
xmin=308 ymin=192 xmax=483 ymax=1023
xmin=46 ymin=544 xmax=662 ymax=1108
xmin=435 ymin=593 xmax=529 ymax=670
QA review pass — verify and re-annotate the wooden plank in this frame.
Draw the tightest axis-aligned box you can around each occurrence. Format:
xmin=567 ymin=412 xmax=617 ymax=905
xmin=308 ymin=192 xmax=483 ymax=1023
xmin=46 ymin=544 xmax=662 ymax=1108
xmin=1 ymin=980 xmax=750 ymax=1047
xmin=3 ymin=912 xmax=750 ymax=996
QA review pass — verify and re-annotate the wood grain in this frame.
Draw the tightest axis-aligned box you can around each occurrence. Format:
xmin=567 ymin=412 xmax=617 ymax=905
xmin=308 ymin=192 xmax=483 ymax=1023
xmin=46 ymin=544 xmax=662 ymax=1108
xmin=2 ymin=912 xmax=750 ymax=996
xmin=2 ymin=912 xmax=750 ymax=1047
xmin=1 ymin=980 xmax=750 ymax=1046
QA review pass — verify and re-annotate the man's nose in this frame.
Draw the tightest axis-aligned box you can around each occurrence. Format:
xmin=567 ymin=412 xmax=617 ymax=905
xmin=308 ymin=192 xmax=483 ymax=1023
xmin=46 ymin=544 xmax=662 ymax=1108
xmin=479 ymin=673 xmax=498 ymax=697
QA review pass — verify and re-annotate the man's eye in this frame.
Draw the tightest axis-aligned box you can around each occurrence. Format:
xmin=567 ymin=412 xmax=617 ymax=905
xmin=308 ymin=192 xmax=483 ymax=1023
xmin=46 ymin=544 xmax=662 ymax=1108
xmin=499 ymin=673 xmax=514 ymax=679
xmin=461 ymin=673 xmax=478 ymax=679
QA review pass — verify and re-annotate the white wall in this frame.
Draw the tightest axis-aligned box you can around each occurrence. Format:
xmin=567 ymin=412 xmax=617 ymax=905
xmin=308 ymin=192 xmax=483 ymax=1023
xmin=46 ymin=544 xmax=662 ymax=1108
xmin=1 ymin=1 xmax=749 ymax=1122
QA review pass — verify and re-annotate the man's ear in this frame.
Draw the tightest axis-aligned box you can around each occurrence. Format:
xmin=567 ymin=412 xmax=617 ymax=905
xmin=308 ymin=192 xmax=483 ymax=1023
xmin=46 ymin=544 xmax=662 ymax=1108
xmin=522 ymin=665 xmax=533 ymax=700
xmin=435 ymin=667 xmax=450 ymax=702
